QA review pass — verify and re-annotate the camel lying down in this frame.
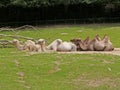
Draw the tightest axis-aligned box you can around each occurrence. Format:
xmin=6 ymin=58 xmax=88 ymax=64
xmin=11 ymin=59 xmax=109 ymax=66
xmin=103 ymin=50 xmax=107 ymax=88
xmin=11 ymin=39 xmax=47 ymax=52
xmin=71 ymin=35 xmax=114 ymax=51
xmin=11 ymin=35 xmax=114 ymax=52
xmin=47 ymin=39 xmax=77 ymax=52
xmin=11 ymin=39 xmax=24 ymax=51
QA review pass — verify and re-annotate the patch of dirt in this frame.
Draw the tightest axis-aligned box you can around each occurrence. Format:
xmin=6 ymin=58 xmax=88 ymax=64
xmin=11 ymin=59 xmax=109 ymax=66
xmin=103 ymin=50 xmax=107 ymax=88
xmin=58 ymin=48 xmax=120 ymax=56
xmin=73 ymin=76 xmax=120 ymax=88
xmin=87 ymin=78 xmax=120 ymax=88
xmin=102 ymin=60 xmax=114 ymax=64
xmin=87 ymin=78 xmax=110 ymax=87
xmin=61 ymin=33 xmax=68 ymax=35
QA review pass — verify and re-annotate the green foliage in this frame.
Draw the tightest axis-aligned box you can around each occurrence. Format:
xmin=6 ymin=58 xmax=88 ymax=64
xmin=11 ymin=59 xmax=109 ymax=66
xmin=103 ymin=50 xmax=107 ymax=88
xmin=0 ymin=0 xmax=120 ymax=7
xmin=0 ymin=0 xmax=11 ymax=7
xmin=10 ymin=0 xmax=27 ymax=7
xmin=26 ymin=0 xmax=50 ymax=7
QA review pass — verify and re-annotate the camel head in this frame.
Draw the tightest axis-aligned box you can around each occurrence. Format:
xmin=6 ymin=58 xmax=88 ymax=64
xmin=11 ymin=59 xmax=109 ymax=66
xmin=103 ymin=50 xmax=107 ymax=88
xmin=56 ymin=39 xmax=62 ymax=44
xmin=11 ymin=39 xmax=20 ymax=45
xmin=70 ymin=38 xmax=82 ymax=51
xmin=37 ymin=39 xmax=46 ymax=45
xmin=71 ymin=38 xmax=89 ymax=51
xmin=70 ymin=38 xmax=81 ymax=45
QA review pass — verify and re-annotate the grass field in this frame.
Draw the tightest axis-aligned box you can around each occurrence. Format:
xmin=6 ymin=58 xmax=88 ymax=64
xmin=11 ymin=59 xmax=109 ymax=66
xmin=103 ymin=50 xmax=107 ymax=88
xmin=0 ymin=24 xmax=120 ymax=90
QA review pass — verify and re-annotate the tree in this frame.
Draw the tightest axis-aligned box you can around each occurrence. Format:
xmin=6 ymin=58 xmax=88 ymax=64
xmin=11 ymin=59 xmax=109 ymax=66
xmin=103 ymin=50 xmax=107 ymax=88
xmin=24 ymin=0 xmax=50 ymax=7
xmin=10 ymin=0 xmax=27 ymax=7
xmin=0 ymin=0 xmax=120 ymax=7
xmin=0 ymin=0 xmax=11 ymax=7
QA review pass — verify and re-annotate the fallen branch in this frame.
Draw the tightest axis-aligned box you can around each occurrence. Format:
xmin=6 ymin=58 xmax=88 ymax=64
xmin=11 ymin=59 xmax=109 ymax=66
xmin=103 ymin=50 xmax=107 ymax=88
xmin=0 ymin=27 xmax=15 ymax=32
xmin=0 ymin=34 xmax=35 ymax=41
xmin=0 ymin=25 xmax=36 ymax=32
xmin=15 ymin=25 xmax=36 ymax=30
xmin=0 ymin=40 xmax=12 ymax=47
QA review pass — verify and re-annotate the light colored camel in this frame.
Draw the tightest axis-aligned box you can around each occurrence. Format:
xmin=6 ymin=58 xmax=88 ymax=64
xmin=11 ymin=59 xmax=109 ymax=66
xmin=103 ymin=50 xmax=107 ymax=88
xmin=11 ymin=39 xmax=24 ymax=51
xmin=87 ymin=39 xmax=95 ymax=51
xmin=92 ymin=35 xmax=106 ymax=51
xmin=47 ymin=39 xmax=63 ymax=51
xmin=47 ymin=39 xmax=77 ymax=52
xmin=102 ymin=35 xmax=114 ymax=51
xmin=94 ymin=35 xmax=114 ymax=51
xmin=23 ymin=39 xmax=47 ymax=52
xmin=57 ymin=42 xmax=77 ymax=52
xmin=37 ymin=39 xmax=46 ymax=52
xmin=12 ymin=39 xmax=47 ymax=52
xmin=23 ymin=40 xmax=36 ymax=51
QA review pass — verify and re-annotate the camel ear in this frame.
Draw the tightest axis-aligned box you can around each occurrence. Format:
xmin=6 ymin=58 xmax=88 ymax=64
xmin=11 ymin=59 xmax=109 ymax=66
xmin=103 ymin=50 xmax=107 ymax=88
xmin=57 ymin=40 xmax=62 ymax=44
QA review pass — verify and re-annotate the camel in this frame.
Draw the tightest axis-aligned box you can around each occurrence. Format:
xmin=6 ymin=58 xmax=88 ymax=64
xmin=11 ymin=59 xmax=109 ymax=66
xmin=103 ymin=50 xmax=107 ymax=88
xmin=93 ymin=35 xmax=114 ymax=51
xmin=11 ymin=39 xmax=24 ymax=51
xmin=47 ymin=39 xmax=77 ymax=52
xmin=71 ymin=37 xmax=90 ymax=51
xmin=71 ymin=35 xmax=114 ymax=51
xmin=22 ymin=40 xmax=36 ymax=51
xmin=70 ymin=38 xmax=82 ymax=51
xmin=102 ymin=35 xmax=114 ymax=51
xmin=80 ymin=37 xmax=91 ymax=51
xmin=47 ymin=39 xmax=63 ymax=51
xmin=57 ymin=42 xmax=77 ymax=52
xmin=23 ymin=39 xmax=47 ymax=52
xmin=87 ymin=39 xmax=95 ymax=51
xmin=37 ymin=39 xmax=46 ymax=52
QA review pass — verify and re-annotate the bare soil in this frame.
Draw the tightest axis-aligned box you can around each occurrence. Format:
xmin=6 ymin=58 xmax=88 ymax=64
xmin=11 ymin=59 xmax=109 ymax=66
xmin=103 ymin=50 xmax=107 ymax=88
xmin=58 ymin=48 xmax=120 ymax=56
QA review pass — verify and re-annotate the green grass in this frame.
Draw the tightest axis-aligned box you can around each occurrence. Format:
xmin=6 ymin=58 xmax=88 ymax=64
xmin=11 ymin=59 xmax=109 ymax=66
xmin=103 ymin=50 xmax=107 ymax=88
xmin=0 ymin=24 xmax=120 ymax=90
